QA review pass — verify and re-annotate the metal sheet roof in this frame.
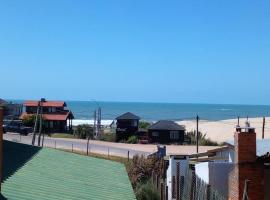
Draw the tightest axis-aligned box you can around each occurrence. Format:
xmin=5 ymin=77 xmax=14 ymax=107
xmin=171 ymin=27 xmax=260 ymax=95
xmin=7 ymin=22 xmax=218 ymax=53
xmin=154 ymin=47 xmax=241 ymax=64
xmin=2 ymin=142 xmax=135 ymax=200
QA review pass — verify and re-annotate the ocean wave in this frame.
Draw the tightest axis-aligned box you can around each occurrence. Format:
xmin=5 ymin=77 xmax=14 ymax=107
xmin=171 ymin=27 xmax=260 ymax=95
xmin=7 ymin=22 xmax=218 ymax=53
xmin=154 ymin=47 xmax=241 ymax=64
xmin=72 ymin=119 xmax=114 ymax=126
xmin=217 ymin=108 xmax=233 ymax=111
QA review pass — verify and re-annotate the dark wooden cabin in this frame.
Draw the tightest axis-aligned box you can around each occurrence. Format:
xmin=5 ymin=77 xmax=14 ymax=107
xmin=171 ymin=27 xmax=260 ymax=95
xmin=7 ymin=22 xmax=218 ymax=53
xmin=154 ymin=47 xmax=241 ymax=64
xmin=20 ymin=99 xmax=74 ymax=133
xmin=148 ymin=120 xmax=185 ymax=144
xmin=116 ymin=112 xmax=140 ymax=141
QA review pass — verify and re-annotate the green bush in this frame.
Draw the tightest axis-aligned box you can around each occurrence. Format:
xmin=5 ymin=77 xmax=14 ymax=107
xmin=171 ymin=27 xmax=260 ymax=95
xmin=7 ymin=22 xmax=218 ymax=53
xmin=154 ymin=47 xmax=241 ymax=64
xmin=127 ymin=135 xmax=138 ymax=144
xmin=136 ymin=181 xmax=160 ymax=200
xmin=74 ymin=124 xmax=93 ymax=139
xmin=186 ymin=131 xmax=219 ymax=146
xmin=139 ymin=121 xmax=151 ymax=130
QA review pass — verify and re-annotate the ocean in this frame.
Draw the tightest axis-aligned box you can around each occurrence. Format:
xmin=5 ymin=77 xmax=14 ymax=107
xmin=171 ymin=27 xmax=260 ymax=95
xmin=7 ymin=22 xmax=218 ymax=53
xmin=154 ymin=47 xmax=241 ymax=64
xmin=60 ymin=101 xmax=270 ymax=121
xmin=11 ymin=100 xmax=270 ymax=122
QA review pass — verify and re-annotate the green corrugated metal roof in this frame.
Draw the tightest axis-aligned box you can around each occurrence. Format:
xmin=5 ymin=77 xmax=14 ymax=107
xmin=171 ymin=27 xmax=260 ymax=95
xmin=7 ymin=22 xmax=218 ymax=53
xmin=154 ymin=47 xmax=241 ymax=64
xmin=2 ymin=142 xmax=135 ymax=200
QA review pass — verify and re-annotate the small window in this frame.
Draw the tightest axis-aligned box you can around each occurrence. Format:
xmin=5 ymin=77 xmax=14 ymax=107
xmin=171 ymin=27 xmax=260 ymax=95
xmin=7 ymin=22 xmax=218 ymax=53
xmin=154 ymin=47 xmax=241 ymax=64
xmin=170 ymin=131 xmax=179 ymax=140
xmin=152 ymin=131 xmax=159 ymax=137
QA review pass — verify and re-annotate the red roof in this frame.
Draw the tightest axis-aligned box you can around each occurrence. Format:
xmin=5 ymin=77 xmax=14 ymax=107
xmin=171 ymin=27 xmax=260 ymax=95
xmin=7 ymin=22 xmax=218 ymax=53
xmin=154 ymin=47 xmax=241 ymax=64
xmin=24 ymin=101 xmax=66 ymax=107
xmin=20 ymin=111 xmax=74 ymax=121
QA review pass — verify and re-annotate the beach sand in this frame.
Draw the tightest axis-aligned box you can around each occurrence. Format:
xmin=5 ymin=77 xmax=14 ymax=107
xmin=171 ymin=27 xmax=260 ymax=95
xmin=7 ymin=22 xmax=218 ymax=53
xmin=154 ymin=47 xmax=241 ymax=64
xmin=177 ymin=117 xmax=270 ymax=143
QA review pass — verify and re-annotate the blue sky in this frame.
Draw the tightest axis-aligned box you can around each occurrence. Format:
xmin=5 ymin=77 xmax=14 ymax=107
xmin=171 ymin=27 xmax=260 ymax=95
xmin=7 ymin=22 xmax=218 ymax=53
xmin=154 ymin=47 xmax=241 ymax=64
xmin=1 ymin=0 xmax=270 ymax=104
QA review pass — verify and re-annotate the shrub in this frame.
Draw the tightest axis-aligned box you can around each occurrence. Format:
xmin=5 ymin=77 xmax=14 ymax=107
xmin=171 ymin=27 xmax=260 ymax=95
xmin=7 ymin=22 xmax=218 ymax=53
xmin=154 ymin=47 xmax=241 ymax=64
xmin=136 ymin=181 xmax=160 ymax=200
xmin=127 ymin=135 xmax=138 ymax=144
xmin=74 ymin=124 xmax=93 ymax=139
xmin=127 ymin=155 xmax=165 ymax=188
xmin=139 ymin=121 xmax=151 ymax=130
xmin=186 ymin=131 xmax=219 ymax=146
xmin=22 ymin=115 xmax=36 ymax=127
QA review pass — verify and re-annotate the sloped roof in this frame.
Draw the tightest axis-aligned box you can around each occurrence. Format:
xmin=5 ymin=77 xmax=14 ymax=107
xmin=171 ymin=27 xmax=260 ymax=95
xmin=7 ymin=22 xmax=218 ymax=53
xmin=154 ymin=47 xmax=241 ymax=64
xmin=2 ymin=141 xmax=135 ymax=200
xmin=148 ymin=120 xmax=185 ymax=131
xmin=20 ymin=111 xmax=74 ymax=121
xmin=116 ymin=112 xmax=140 ymax=120
xmin=24 ymin=100 xmax=66 ymax=107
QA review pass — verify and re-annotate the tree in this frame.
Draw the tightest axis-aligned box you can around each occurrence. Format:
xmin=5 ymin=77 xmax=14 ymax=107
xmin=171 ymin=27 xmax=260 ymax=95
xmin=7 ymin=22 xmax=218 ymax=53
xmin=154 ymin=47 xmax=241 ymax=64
xmin=22 ymin=115 xmax=36 ymax=127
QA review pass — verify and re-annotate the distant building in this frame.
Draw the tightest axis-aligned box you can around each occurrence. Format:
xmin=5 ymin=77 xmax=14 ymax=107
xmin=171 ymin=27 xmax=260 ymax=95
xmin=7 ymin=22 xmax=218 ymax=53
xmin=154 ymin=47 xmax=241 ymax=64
xmin=20 ymin=99 xmax=74 ymax=133
xmin=148 ymin=120 xmax=185 ymax=144
xmin=0 ymin=99 xmax=23 ymax=119
xmin=116 ymin=112 xmax=140 ymax=141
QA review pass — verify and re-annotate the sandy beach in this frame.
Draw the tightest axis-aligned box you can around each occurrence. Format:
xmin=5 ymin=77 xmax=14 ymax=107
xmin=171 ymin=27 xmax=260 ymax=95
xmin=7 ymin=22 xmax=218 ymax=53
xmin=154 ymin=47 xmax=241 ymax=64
xmin=177 ymin=117 xmax=270 ymax=143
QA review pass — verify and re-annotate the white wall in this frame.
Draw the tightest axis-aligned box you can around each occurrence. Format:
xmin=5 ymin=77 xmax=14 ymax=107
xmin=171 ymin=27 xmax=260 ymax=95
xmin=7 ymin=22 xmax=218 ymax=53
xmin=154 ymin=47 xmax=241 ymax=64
xmin=195 ymin=162 xmax=234 ymax=198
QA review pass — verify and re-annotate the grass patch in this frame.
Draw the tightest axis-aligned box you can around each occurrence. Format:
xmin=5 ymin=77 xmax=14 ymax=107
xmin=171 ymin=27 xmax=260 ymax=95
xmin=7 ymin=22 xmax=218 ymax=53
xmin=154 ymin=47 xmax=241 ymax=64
xmin=50 ymin=133 xmax=75 ymax=139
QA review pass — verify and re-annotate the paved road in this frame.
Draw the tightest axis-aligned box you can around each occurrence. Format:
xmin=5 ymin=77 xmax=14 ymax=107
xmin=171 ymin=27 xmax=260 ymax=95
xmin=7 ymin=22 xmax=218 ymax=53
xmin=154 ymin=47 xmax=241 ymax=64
xmin=4 ymin=133 xmax=152 ymax=158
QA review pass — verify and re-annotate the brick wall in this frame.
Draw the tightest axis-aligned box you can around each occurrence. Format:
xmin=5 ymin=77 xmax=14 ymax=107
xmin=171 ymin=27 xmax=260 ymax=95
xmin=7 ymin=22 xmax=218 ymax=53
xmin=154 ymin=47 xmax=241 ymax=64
xmin=228 ymin=131 xmax=264 ymax=200
xmin=235 ymin=132 xmax=256 ymax=164
xmin=229 ymin=163 xmax=264 ymax=200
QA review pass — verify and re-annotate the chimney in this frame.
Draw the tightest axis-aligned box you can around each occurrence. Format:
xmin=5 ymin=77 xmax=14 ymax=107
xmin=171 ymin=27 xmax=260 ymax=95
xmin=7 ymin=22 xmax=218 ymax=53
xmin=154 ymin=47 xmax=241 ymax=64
xmin=228 ymin=122 xmax=264 ymax=200
xmin=235 ymin=121 xmax=256 ymax=164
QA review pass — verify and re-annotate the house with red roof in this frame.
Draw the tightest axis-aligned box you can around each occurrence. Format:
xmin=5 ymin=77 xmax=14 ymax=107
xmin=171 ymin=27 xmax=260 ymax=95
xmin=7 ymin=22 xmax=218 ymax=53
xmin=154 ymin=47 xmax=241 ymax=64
xmin=20 ymin=98 xmax=74 ymax=133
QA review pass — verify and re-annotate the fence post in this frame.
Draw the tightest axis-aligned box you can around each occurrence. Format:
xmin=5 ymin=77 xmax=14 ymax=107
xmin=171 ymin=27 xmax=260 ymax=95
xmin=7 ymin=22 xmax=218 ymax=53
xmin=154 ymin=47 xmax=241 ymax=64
xmin=127 ymin=150 xmax=130 ymax=161
xmin=156 ymin=175 xmax=159 ymax=189
xmin=108 ymin=148 xmax=109 ymax=157
xmin=54 ymin=141 xmax=56 ymax=149
xmin=72 ymin=143 xmax=73 ymax=152
xmin=172 ymin=176 xmax=176 ymax=199
xmin=176 ymin=162 xmax=180 ymax=200
xmin=152 ymin=171 xmax=155 ymax=184
xmin=206 ymin=184 xmax=211 ymax=200
xmin=190 ymin=171 xmax=196 ymax=200
xmin=160 ymin=182 xmax=164 ymax=200
xmin=166 ymin=186 xmax=168 ymax=200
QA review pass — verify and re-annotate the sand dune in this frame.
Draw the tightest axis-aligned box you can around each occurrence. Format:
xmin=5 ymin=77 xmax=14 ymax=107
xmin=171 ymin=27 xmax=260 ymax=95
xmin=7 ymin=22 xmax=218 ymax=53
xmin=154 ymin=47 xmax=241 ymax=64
xmin=177 ymin=117 xmax=270 ymax=143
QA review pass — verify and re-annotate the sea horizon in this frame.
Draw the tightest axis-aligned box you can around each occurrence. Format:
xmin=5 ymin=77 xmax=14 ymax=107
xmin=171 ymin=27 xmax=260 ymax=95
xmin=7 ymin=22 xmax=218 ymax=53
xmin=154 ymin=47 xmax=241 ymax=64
xmin=7 ymin=99 xmax=270 ymax=121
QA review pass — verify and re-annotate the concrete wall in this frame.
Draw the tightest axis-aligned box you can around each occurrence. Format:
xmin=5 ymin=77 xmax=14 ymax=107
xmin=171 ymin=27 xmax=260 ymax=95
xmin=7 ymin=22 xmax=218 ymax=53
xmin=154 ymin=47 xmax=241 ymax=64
xmin=195 ymin=162 xmax=234 ymax=198
xmin=209 ymin=162 xmax=234 ymax=198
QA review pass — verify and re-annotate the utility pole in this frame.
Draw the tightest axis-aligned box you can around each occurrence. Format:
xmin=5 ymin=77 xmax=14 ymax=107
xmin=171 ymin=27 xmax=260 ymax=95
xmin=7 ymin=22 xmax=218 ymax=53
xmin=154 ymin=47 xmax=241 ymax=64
xmin=94 ymin=110 xmax=97 ymax=138
xmin=0 ymin=108 xmax=4 ymax=192
xmin=237 ymin=116 xmax=240 ymax=126
xmin=262 ymin=117 xmax=265 ymax=139
xmin=97 ymin=107 xmax=101 ymax=139
xmin=37 ymin=103 xmax=43 ymax=146
xmin=196 ymin=115 xmax=199 ymax=154
xmin=32 ymin=101 xmax=40 ymax=146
